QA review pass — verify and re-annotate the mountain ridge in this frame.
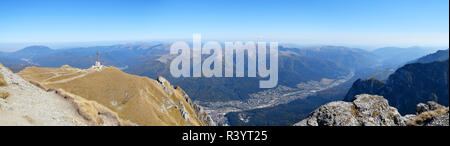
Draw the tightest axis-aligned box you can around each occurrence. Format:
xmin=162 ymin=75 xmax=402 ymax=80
xmin=413 ymin=49 xmax=449 ymax=64
xmin=17 ymin=64 xmax=215 ymax=126
xmin=0 ymin=63 xmax=132 ymax=126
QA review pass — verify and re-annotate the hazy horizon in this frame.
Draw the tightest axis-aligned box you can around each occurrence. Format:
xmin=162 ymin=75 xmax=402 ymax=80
xmin=0 ymin=40 xmax=448 ymax=53
xmin=1 ymin=0 xmax=449 ymax=51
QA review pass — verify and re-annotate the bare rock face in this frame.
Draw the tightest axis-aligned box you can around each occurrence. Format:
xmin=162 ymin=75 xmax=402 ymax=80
xmin=343 ymin=60 xmax=449 ymax=115
xmin=175 ymin=85 xmax=217 ymax=126
xmin=295 ymin=94 xmax=406 ymax=126
xmin=295 ymin=94 xmax=449 ymax=126
xmin=295 ymin=101 xmax=359 ymax=126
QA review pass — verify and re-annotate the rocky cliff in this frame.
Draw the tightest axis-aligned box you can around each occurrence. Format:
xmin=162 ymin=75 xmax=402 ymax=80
xmin=344 ymin=60 xmax=449 ymax=114
xmin=295 ymin=94 xmax=449 ymax=126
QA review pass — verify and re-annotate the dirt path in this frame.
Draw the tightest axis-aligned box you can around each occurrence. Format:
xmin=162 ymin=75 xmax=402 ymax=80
xmin=42 ymin=71 xmax=92 ymax=85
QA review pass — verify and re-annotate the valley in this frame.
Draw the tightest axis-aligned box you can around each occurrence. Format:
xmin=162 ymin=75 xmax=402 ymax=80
xmin=198 ymin=72 xmax=354 ymax=125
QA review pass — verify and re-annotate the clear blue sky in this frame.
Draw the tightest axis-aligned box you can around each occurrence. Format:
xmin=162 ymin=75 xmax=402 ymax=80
xmin=0 ymin=0 xmax=448 ymax=50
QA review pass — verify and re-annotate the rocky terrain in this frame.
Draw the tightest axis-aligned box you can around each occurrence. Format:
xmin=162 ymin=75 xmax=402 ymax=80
xmin=17 ymin=64 xmax=215 ymax=126
xmin=295 ymin=94 xmax=449 ymax=126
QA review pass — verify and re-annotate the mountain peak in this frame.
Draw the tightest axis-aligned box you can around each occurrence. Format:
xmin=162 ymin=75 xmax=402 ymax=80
xmin=18 ymin=46 xmax=53 ymax=52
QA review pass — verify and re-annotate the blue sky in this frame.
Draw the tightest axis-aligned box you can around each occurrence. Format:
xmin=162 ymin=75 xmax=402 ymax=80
xmin=0 ymin=0 xmax=448 ymax=50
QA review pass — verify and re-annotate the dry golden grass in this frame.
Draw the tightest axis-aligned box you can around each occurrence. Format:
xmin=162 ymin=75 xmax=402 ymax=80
xmin=18 ymin=66 xmax=205 ymax=126
xmin=54 ymin=89 xmax=132 ymax=126
xmin=0 ymin=91 xmax=9 ymax=99
xmin=0 ymin=72 xmax=7 ymax=87
xmin=407 ymin=107 xmax=449 ymax=126
xmin=350 ymin=104 xmax=359 ymax=116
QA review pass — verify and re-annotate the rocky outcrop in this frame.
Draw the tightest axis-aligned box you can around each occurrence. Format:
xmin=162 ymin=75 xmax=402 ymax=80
xmin=156 ymin=76 xmax=216 ymax=125
xmin=172 ymin=82 xmax=216 ymax=126
xmin=295 ymin=94 xmax=406 ymax=126
xmin=295 ymin=94 xmax=449 ymax=126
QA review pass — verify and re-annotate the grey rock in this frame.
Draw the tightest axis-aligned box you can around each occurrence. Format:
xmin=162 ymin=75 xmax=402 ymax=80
xmin=424 ymin=112 xmax=449 ymax=126
xmin=416 ymin=101 xmax=443 ymax=114
xmin=352 ymin=94 xmax=406 ymax=126
xmin=403 ymin=114 xmax=417 ymax=122
xmin=296 ymin=101 xmax=359 ymax=126
xmin=295 ymin=94 xmax=449 ymax=126
xmin=295 ymin=94 xmax=406 ymax=126
xmin=176 ymin=86 xmax=217 ymax=126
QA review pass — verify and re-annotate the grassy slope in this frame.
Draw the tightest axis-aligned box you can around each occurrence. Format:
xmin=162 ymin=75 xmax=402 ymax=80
xmin=18 ymin=66 xmax=205 ymax=126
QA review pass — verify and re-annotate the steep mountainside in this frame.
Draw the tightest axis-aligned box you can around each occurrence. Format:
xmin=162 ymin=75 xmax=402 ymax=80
xmin=344 ymin=60 xmax=449 ymax=114
xmin=1 ymin=63 xmax=131 ymax=126
xmin=295 ymin=94 xmax=449 ymax=126
xmin=413 ymin=49 xmax=449 ymax=64
xmin=18 ymin=65 xmax=214 ymax=126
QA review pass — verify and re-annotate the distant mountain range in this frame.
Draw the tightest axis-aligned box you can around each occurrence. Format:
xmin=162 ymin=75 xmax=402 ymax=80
xmin=126 ymin=45 xmax=379 ymax=102
xmin=0 ymin=44 xmax=171 ymax=72
xmin=371 ymin=46 xmax=435 ymax=68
